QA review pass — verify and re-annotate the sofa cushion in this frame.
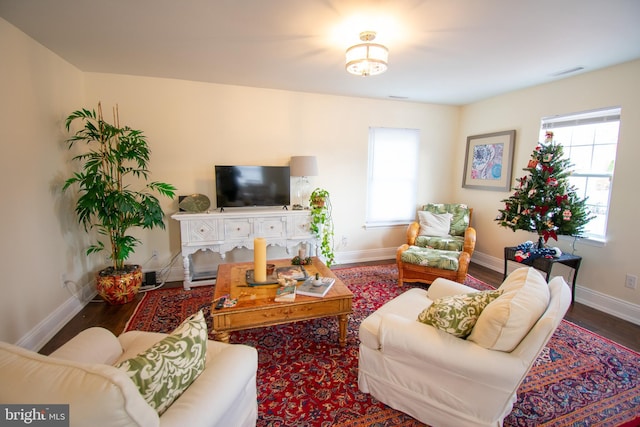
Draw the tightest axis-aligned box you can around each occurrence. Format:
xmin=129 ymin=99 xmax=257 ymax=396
xmin=414 ymin=235 xmax=465 ymax=251
xmin=116 ymin=310 xmax=207 ymax=415
xmin=418 ymin=211 xmax=452 ymax=237
xmin=417 ymin=290 xmax=503 ymax=338
xmin=423 ymin=203 xmax=470 ymax=236
xmin=401 ymin=246 xmax=461 ymax=271
xmin=468 ymin=267 xmax=550 ymax=351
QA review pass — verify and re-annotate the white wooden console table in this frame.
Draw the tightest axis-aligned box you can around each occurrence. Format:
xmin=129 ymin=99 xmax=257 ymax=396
xmin=172 ymin=209 xmax=316 ymax=290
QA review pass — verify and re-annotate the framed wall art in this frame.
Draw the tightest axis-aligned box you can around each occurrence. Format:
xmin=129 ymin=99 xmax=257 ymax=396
xmin=462 ymin=130 xmax=516 ymax=191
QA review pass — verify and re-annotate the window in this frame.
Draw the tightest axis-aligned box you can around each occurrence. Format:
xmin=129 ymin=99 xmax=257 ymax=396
xmin=540 ymin=107 xmax=621 ymax=241
xmin=366 ymin=127 xmax=420 ymax=227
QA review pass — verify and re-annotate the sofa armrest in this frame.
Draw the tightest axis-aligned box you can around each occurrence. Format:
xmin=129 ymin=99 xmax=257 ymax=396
xmin=50 ymin=327 xmax=124 ymax=365
xmin=160 ymin=342 xmax=258 ymax=427
xmin=406 ymin=222 xmax=420 ymax=245
xmin=426 ymin=277 xmax=479 ymax=300
xmin=378 ymin=314 xmax=523 ymax=389
xmin=463 ymin=226 xmax=476 ymax=256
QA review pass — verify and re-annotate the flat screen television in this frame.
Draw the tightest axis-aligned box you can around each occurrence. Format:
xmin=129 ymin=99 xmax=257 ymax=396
xmin=215 ymin=165 xmax=290 ymax=209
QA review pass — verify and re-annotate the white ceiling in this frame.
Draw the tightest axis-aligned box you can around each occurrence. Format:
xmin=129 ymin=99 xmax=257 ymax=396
xmin=2 ymin=0 xmax=640 ymax=105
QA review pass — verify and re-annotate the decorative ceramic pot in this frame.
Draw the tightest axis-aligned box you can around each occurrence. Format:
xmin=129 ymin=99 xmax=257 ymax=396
xmin=311 ymin=197 xmax=325 ymax=208
xmin=96 ymin=265 xmax=142 ymax=304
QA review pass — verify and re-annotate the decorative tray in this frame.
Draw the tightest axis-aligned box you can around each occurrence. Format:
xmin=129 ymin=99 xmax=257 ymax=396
xmin=246 ymin=265 xmax=308 ymax=286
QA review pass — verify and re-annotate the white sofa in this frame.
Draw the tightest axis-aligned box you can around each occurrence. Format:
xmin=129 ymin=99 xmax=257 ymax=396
xmin=358 ymin=267 xmax=572 ymax=427
xmin=0 ymin=327 xmax=258 ymax=427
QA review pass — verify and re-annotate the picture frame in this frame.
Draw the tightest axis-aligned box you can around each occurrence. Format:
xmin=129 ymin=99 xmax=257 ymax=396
xmin=462 ymin=130 xmax=516 ymax=191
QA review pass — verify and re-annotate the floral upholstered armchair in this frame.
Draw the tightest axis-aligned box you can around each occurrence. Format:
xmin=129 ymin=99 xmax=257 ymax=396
xmin=397 ymin=203 xmax=476 ymax=285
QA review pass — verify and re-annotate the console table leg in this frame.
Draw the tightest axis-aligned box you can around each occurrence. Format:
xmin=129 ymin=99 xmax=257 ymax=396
xmin=338 ymin=314 xmax=348 ymax=348
xmin=182 ymin=255 xmax=191 ymax=290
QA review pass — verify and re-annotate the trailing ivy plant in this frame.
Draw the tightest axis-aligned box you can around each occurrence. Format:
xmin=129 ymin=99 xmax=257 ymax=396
xmin=309 ymin=188 xmax=335 ymax=266
xmin=63 ymin=103 xmax=176 ymax=273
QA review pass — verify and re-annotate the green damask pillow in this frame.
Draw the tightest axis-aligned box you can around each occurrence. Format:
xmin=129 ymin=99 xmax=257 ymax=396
xmin=417 ymin=290 xmax=503 ymax=338
xmin=116 ymin=310 xmax=208 ymax=414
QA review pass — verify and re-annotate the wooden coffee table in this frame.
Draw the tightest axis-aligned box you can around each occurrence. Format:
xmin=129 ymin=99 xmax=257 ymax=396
xmin=211 ymin=257 xmax=353 ymax=347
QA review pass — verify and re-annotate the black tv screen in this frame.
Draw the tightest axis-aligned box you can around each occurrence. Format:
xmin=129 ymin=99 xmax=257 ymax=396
xmin=215 ymin=165 xmax=290 ymax=208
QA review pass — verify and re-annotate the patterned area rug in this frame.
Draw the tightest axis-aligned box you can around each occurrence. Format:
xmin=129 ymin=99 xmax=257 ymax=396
xmin=125 ymin=264 xmax=640 ymax=426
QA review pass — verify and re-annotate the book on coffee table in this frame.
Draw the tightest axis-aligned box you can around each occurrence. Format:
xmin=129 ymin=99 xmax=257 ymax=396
xmin=274 ymin=283 xmax=296 ymax=302
xmin=296 ymin=277 xmax=335 ymax=298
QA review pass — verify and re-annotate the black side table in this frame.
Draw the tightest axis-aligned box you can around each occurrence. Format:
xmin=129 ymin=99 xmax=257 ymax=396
xmin=503 ymin=247 xmax=582 ymax=302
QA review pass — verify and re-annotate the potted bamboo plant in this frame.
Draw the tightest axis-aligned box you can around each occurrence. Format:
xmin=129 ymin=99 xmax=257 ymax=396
xmin=309 ymin=188 xmax=335 ymax=266
xmin=63 ymin=103 xmax=176 ymax=304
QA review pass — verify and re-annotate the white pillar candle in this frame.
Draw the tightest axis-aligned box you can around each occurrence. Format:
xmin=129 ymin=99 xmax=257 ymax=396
xmin=254 ymin=237 xmax=267 ymax=282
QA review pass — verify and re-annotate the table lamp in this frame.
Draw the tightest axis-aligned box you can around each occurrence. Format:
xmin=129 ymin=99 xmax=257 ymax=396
xmin=290 ymin=156 xmax=318 ymax=210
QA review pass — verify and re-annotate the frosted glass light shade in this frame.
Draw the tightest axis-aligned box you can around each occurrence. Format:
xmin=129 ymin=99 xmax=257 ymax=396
xmin=345 ymin=43 xmax=388 ymax=76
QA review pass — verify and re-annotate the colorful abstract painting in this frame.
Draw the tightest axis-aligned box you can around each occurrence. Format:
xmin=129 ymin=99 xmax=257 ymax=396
xmin=472 ymin=143 xmax=504 ymax=180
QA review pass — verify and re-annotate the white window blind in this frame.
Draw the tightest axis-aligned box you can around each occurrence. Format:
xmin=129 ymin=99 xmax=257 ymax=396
xmin=366 ymin=127 xmax=419 ymax=227
xmin=540 ymin=107 xmax=621 ymax=241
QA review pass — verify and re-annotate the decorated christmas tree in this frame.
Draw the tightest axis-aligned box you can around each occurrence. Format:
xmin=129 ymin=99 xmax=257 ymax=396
xmin=496 ymin=131 xmax=594 ymax=247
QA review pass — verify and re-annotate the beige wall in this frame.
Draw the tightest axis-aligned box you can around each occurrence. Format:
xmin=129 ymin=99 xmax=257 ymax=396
xmin=0 ymin=18 xmax=89 ymax=345
xmin=83 ymin=73 xmax=460 ymax=266
xmin=455 ymin=59 xmax=640 ymax=308
xmin=1 ymin=14 xmax=638 ymax=347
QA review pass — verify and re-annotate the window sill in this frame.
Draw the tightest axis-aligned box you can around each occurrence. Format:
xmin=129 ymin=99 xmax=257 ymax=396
xmin=558 ymin=234 xmax=606 ymax=248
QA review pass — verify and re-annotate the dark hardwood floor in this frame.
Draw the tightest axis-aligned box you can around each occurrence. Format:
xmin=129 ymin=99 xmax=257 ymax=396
xmin=39 ymin=261 xmax=640 ymax=355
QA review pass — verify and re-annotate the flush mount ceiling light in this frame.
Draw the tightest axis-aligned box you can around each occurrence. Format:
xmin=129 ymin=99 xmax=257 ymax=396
xmin=345 ymin=31 xmax=389 ymax=77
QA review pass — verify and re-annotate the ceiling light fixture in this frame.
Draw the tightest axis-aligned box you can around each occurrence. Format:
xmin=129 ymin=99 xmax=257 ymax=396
xmin=345 ymin=31 xmax=389 ymax=77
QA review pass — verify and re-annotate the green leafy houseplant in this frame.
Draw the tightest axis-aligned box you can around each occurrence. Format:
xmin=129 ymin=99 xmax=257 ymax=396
xmin=63 ymin=103 xmax=176 ymax=303
xmin=309 ymin=188 xmax=335 ymax=266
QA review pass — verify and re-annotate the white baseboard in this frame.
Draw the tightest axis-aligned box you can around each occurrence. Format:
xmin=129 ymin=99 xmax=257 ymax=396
xmin=17 ymin=289 xmax=97 ymax=352
xmin=576 ymin=287 xmax=640 ymax=326
xmin=334 ymin=247 xmax=397 ymax=265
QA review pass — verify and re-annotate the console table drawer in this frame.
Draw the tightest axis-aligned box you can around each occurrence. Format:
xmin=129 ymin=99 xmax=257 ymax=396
xmin=225 ymin=219 xmax=252 ymax=238
xmin=292 ymin=215 xmax=312 ymax=237
xmin=186 ymin=220 xmax=221 ymax=243
xmin=259 ymin=217 xmax=286 ymax=237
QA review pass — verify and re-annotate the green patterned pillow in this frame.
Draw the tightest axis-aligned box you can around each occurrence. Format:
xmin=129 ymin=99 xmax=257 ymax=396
xmin=417 ymin=290 xmax=503 ymax=338
xmin=116 ymin=310 xmax=208 ymax=414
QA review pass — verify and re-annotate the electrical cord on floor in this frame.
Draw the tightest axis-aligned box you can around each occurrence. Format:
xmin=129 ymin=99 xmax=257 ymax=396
xmin=139 ymin=251 xmax=182 ymax=293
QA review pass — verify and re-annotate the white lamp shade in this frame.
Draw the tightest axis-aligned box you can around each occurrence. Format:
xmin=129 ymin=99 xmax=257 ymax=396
xmin=290 ymin=156 xmax=318 ymax=177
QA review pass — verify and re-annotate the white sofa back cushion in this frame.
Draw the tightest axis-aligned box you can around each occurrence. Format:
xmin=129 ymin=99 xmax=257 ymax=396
xmin=0 ymin=342 xmax=159 ymax=427
xmin=468 ymin=267 xmax=550 ymax=352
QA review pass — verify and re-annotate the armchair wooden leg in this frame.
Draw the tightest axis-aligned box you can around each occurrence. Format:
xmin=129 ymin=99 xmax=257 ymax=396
xmin=397 ymin=244 xmax=409 ymax=287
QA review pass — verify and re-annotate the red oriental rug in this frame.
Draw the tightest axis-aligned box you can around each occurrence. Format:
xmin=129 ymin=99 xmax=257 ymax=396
xmin=125 ymin=264 xmax=640 ymax=426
